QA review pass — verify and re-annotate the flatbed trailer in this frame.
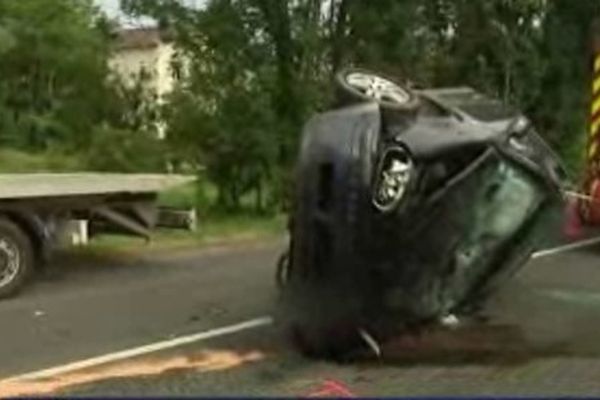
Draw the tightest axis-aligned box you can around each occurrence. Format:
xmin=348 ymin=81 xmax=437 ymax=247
xmin=0 ymin=173 xmax=194 ymax=298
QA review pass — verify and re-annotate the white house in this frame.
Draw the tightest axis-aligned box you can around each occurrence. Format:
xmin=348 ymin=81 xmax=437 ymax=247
xmin=109 ymin=27 xmax=178 ymax=138
xmin=110 ymin=27 xmax=177 ymax=97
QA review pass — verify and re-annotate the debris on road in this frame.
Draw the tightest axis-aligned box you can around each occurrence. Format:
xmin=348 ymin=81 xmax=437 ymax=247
xmin=358 ymin=329 xmax=381 ymax=358
xmin=278 ymin=68 xmax=568 ymax=359
xmin=439 ymin=314 xmax=460 ymax=329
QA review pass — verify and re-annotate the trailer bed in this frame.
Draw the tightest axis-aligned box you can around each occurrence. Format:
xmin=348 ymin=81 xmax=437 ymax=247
xmin=0 ymin=174 xmax=194 ymax=199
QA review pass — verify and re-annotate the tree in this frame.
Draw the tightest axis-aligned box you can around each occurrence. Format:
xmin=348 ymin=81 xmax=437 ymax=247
xmin=533 ymin=0 xmax=600 ymax=173
xmin=122 ymin=0 xmax=600 ymax=206
xmin=0 ymin=0 xmax=113 ymax=150
xmin=122 ymin=0 xmax=334 ymax=210
xmin=337 ymin=0 xmax=598 ymax=172
xmin=0 ymin=0 xmax=169 ymax=173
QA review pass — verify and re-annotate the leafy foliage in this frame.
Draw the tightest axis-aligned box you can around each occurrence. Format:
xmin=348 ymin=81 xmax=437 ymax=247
xmin=0 ymin=0 xmax=112 ymax=150
xmin=0 ymin=0 xmax=598 ymax=210
xmin=0 ymin=0 xmax=167 ymax=172
xmin=121 ymin=0 xmax=600 ymax=210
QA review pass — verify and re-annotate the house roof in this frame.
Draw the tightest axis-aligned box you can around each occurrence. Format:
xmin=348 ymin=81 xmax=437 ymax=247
xmin=114 ymin=27 xmax=167 ymax=51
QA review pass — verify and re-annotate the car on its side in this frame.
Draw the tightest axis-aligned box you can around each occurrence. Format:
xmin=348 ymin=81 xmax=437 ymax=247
xmin=277 ymin=68 xmax=568 ymax=359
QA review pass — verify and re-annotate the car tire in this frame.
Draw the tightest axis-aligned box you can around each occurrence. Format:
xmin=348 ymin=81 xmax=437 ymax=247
xmin=0 ymin=218 xmax=34 ymax=299
xmin=282 ymin=105 xmax=382 ymax=359
xmin=334 ymin=68 xmax=420 ymax=127
xmin=288 ymin=318 xmax=363 ymax=362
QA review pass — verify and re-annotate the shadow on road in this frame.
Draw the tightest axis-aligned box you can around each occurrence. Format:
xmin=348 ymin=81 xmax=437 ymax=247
xmin=348 ymin=276 xmax=600 ymax=369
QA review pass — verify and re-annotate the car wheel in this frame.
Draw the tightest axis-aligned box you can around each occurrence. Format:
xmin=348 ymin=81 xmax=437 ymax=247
xmin=335 ymin=68 xmax=420 ymax=126
xmin=0 ymin=218 xmax=34 ymax=299
xmin=372 ymin=145 xmax=417 ymax=214
xmin=282 ymin=104 xmax=382 ymax=359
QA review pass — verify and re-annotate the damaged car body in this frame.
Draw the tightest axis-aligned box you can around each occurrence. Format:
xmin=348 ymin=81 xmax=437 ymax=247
xmin=277 ymin=69 xmax=569 ymax=359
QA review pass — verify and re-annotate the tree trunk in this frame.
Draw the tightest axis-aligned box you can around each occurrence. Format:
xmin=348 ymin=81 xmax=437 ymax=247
xmin=255 ymin=178 xmax=264 ymax=213
xmin=330 ymin=0 xmax=349 ymax=73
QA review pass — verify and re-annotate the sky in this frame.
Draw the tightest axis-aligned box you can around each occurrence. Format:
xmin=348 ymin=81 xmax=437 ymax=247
xmin=96 ymin=0 xmax=206 ymax=26
xmin=95 ymin=0 xmax=146 ymax=26
xmin=97 ymin=0 xmax=121 ymax=19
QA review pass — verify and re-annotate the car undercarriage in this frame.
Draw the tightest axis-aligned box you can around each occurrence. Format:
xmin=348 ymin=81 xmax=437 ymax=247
xmin=276 ymin=69 xmax=569 ymax=359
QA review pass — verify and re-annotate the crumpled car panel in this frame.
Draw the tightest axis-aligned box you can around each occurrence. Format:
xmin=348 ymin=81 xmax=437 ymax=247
xmin=377 ymin=149 xmax=553 ymax=322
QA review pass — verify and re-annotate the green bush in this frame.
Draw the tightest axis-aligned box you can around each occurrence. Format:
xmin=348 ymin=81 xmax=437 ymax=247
xmin=85 ymin=126 xmax=167 ymax=173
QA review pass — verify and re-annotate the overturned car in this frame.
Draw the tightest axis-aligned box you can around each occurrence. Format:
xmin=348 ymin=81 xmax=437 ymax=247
xmin=277 ymin=68 xmax=569 ymax=359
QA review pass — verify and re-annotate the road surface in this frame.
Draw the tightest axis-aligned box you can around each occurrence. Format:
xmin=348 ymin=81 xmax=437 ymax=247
xmin=2 ymin=238 xmax=600 ymax=396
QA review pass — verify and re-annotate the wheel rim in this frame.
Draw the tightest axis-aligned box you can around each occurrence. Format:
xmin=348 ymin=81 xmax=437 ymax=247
xmin=346 ymin=72 xmax=411 ymax=105
xmin=373 ymin=147 xmax=414 ymax=212
xmin=0 ymin=238 xmax=20 ymax=288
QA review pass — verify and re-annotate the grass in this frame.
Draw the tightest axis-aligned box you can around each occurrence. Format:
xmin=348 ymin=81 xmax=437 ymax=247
xmin=78 ymin=212 xmax=287 ymax=257
xmin=84 ymin=177 xmax=287 ymax=255
xmin=0 ymin=148 xmax=84 ymax=172
xmin=152 ymin=180 xmax=286 ymax=247
xmin=157 ymin=180 xmax=206 ymax=209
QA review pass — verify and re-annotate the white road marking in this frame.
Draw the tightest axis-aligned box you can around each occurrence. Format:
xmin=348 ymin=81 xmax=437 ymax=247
xmin=532 ymin=236 xmax=600 ymax=259
xmin=4 ymin=316 xmax=273 ymax=382
xmin=543 ymin=289 xmax=600 ymax=307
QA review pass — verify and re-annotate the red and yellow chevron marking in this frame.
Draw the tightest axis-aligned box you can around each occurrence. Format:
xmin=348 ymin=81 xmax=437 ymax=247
xmin=588 ymin=55 xmax=600 ymax=162
xmin=580 ymin=54 xmax=600 ymax=223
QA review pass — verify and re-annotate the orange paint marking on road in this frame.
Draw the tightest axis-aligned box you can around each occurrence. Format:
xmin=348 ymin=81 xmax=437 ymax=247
xmin=0 ymin=349 xmax=266 ymax=398
xmin=307 ymin=379 xmax=356 ymax=398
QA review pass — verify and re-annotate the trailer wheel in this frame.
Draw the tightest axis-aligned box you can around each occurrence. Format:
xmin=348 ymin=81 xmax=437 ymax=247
xmin=0 ymin=218 xmax=34 ymax=299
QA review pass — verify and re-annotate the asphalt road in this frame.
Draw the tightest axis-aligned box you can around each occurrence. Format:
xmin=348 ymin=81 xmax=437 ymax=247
xmin=0 ymin=240 xmax=283 ymax=378
xmin=2 ymin=238 xmax=600 ymax=397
